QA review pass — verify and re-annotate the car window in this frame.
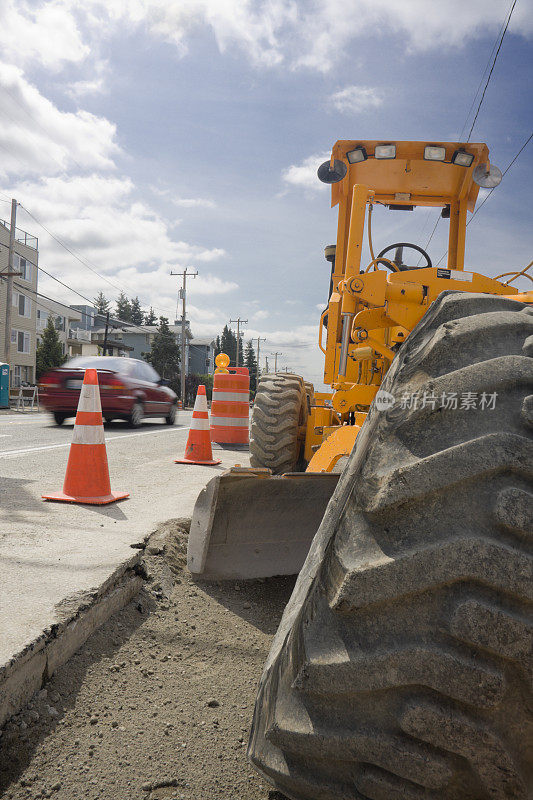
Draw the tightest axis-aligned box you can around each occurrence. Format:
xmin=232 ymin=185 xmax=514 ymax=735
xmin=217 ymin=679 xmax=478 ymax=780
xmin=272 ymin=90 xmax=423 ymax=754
xmin=142 ymin=362 xmax=160 ymax=383
xmin=67 ymin=356 xmax=133 ymax=374
xmin=133 ymin=360 xmax=159 ymax=383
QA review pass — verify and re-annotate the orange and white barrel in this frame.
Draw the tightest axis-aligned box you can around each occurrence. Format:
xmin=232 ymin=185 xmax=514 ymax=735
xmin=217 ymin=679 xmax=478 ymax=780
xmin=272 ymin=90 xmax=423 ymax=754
xmin=210 ymin=367 xmax=250 ymax=445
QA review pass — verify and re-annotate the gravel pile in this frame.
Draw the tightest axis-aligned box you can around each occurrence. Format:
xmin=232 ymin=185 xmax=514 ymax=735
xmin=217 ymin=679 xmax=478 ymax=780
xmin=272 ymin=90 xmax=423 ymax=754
xmin=0 ymin=519 xmax=294 ymax=800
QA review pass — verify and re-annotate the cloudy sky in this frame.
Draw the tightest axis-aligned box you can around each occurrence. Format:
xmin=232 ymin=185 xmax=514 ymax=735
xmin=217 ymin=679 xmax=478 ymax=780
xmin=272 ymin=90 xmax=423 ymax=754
xmin=0 ymin=0 xmax=531 ymax=385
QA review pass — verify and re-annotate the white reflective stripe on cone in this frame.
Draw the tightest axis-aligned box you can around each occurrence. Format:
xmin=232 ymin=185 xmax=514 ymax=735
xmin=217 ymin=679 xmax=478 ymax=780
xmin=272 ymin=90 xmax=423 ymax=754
xmin=210 ymin=416 xmax=249 ymax=427
xmin=72 ymin=425 xmax=106 ymax=445
xmin=194 ymin=394 xmax=209 ymax=413
xmin=77 ymin=384 xmax=102 ymax=413
xmin=190 ymin=417 xmax=210 ymax=431
xmin=212 ymin=391 xmax=249 ymax=402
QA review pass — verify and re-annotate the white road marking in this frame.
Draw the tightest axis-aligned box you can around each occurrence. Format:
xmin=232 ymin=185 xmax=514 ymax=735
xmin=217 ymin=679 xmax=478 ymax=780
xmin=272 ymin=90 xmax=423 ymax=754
xmin=0 ymin=425 xmax=189 ymax=458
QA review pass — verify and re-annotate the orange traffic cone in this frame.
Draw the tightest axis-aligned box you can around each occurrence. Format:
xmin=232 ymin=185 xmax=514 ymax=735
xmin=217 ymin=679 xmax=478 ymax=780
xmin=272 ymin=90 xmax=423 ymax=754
xmin=43 ymin=368 xmax=129 ymax=505
xmin=175 ymin=385 xmax=221 ymax=466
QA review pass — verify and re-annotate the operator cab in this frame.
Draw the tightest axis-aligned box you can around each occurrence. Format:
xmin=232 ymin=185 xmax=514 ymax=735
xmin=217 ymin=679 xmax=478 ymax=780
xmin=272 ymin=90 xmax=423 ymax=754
xmin=318 ymin=140 xmax=501 ymax=274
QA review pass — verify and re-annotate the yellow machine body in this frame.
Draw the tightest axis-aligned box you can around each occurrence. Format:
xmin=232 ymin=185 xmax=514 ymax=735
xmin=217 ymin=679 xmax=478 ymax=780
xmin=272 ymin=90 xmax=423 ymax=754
xmin=305 ymin=139 xmax=532 ymax=472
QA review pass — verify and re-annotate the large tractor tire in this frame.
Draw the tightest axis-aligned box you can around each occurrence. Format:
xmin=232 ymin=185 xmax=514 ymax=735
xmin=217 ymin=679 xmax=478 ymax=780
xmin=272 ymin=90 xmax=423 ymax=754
xmin=249 ymin=292 xmax=533 ymax=800
xmin=250 ymin=374 xmax=308 ymax=474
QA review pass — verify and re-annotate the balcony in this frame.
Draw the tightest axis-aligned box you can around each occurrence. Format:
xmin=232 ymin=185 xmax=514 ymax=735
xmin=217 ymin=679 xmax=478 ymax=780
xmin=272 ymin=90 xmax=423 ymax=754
xmin=68 ymin=328 xmax=91 ymax=342
xmin=0 ymin=219 xmax=38 ymax=250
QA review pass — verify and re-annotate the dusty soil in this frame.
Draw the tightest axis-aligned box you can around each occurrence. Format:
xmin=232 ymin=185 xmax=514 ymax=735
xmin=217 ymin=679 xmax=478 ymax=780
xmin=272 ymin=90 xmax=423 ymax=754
xmin=0 ymin=520 xmax=294 ymax=800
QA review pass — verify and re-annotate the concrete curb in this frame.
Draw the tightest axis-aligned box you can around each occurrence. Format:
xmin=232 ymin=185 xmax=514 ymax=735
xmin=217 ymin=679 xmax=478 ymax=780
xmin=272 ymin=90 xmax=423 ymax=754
xmin=0 ymin=553 xmax=144 ymax=728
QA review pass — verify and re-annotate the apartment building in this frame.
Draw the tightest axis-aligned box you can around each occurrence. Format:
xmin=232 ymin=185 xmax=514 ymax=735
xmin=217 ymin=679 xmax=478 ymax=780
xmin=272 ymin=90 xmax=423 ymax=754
xmin=36 ymin=296 xmax=85 ymax=358
xmin=0 ymin=217 xmax=39 ymax=387
xmin=119 ymin=318 xmax=193 ymax=370
xmin=189 ymin=337 xmax=215 ymax=375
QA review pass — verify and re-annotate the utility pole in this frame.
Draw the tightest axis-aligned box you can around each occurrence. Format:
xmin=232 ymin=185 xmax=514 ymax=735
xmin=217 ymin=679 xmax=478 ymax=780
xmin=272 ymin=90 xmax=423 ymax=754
xmin=3 ymin=199 xmax=17 ymax=366
xmin=271 ymin=351 xmax=282 ymax=372
xmin=229 ymin=317 xmax=248 ymax=367
xmin=102 ymin=311 xmax=110 ymax=356
xmin=253 ymin=336 xmax=266 ymax=382
xmin=170 ymin=268 xmax=198 ymax=408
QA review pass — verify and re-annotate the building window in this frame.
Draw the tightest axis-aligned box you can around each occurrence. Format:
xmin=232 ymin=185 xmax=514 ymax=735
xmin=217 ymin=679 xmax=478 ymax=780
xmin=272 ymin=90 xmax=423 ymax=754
xmin=13 ymin=292 xmax=31 ymax=317
xmin=14 ymin=254 xmax=32 ymax=282
xmin=37 ymin=309 xmax=48 ymax=329
xmin=11 ymin=329 xmax=31 ymax=354
xmin=12 ymin=365 xmax=21 ymax=388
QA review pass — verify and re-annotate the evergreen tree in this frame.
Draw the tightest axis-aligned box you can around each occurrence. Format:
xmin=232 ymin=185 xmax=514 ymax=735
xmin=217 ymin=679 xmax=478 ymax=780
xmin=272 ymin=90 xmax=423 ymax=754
xmin=36 ymin=316 xmax=66 ymax=378
xmin=214 ymin=335 xmax=221 ymax=359
xmin=115 ymin=291 xmax=132 ymax=322
xmin=220 ymin=324 xmax=237 ymax=365
xmin=130 ymin=296 xmax=144 ymax=325
xmin=144 ymin=307 xmax=157 ymax=325
xmin=93 ymin=291 xmax=110 ymax=315
xmin=244 ymin=339 xmax=258 ymax=392
xmin=143 ymin=316 xmax=180 ymax=382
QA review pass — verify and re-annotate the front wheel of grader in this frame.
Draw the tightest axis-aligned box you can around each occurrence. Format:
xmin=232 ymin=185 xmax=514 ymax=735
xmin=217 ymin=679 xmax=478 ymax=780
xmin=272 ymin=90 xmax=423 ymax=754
xmin=250 ymin=373 xmax=309 ymax=474
xmin=248 ymin=291 xmax=533 ymax=800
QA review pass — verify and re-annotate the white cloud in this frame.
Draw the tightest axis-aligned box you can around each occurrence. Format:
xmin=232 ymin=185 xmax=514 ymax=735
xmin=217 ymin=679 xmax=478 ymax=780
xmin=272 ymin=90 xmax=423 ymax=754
xmin=0 ymin=64 xmax=119 ymax=179
xmin=8 ymin=173 xmax=227 ymax=318
xmin=3 ymin=0 xmax=532 ymax=77
xmin=0 ymin=0 xmax=89 ymax=70
xmin=172 ymin=197 xmax=216 ymax=209
xmin=281 ymin=151 xmax=330 ymax=192
xmin=252 ymin=309 xmax=269 ymax=320
xmin=330 ymin=85 xmax=383 ymax=114
xmin=66 ymin=60 xmax=110 ymax=100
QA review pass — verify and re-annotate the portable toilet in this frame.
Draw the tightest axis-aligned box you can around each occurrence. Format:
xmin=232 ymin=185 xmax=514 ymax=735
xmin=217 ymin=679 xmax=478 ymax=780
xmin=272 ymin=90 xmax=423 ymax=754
xmin=0 ymin=363 xmax=9 ymax=408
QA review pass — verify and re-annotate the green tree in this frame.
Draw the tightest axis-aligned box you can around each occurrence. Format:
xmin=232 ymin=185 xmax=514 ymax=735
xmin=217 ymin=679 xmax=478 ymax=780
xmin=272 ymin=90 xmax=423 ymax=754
xmin=244 ymin=339 xmax=258 ymax=393
xmin=144 ymin=306 xmax=157 ymax=325
xmin=36 ymin=316 xmax=66 ymax=378
xmin=186 ymin=373 xmax=213 ymax=406
xmin=143 ymin=316 xmax=180 ymax=384
xmin=115 ymin=291 xmax=132 ymax=322
xmin=130 ymin=296 xmax=144 ymax=325
xmin=94 ymin=291 xmax=110 ymax=315
xmin=220 ymin=324 xmax=237 ymax=365
xmin=214 ymin=335 xmax=221 ymax=359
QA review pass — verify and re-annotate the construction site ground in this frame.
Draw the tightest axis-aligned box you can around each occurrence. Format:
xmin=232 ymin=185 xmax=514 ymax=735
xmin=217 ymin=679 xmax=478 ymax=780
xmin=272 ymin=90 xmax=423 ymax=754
xmin=0 ymin=410 xmax=252 ymax=733
xmin=0 ymin=520 xmax=292 ymax=800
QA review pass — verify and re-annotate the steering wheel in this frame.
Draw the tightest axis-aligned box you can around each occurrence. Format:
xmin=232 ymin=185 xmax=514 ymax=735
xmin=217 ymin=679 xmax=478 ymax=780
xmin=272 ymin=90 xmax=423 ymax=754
xmin=376 ymin=242 xmax=432 ymax=272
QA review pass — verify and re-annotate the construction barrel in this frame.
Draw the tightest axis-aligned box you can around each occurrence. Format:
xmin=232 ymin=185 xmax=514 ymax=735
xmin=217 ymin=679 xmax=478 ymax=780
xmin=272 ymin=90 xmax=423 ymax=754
xmin=210 ymin=367 xmax=250 ymax=445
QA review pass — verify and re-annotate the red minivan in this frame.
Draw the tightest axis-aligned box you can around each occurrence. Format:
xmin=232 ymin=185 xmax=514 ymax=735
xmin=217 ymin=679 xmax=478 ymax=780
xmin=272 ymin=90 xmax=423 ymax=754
xmin=39 ymin=356 xmax=178 ymax=427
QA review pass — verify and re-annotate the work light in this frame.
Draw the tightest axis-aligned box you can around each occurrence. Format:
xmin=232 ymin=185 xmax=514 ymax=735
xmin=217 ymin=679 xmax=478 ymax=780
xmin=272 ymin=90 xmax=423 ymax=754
xmin=451 ymin=149 xmax=475 ymax=167
xmin=424 ymin=145 xmax=446 ymax=161
xmin=375 ymin=144 xmax=396 ymax=159
xmin=346 ymin=146 xmax=367 ymax=164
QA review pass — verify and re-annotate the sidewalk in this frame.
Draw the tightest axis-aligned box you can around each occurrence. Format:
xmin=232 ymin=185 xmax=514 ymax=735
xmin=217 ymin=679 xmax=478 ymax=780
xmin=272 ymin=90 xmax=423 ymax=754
xmin=0 ymin=427 xmax=249 ymax=728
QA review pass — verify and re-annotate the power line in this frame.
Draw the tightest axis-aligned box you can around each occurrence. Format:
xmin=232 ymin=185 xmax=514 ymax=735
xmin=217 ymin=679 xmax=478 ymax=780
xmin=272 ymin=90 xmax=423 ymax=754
xmin=0 ymin=249 xmax=152 ymax=334
xmin=466 ymin=0 xmax=517 ymax=142
xmin=457 ymin=3 xmax=511 ymax=141
xmin=18 ymin=203 xmax=176 ymax=320
xmin=435 ymin=130 xmax=532 ymax=266
xmin=417 ymin=0 xmax=518 ymax=248
xmin=19 ymin=205 xmax=126 ymax=294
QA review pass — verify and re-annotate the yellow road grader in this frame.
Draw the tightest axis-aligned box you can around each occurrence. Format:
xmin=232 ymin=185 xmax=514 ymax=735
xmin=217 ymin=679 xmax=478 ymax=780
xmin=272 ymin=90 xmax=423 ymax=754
xmin=187 ymin=138 xmax=532 ymax=800
xmin=188 ymin=139 xmax=532 ymax=579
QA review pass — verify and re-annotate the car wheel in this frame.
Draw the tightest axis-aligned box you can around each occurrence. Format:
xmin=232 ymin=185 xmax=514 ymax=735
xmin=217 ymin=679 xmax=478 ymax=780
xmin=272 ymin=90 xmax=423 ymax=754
xmin=165 ymin=402 xmax=177 ymax=425
xmin=128 ymin=401 xmax=144 ymax=428
xmin=104 ymin=416 xmax=113 ymax=424
xmin=53 ymin=412 xmax=67 ymax=426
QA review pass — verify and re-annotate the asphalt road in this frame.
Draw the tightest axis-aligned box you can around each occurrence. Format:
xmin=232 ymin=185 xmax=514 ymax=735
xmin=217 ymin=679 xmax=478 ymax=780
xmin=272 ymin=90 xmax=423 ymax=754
xmin=0 ymin=408 xmax=194 ymax=463
xmin=0 ymin=408 xmax=250 ymax=676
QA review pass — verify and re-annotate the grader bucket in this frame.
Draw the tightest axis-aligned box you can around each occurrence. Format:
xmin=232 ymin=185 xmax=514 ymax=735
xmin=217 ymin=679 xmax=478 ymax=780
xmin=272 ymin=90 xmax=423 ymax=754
xmin=187 ymin=468 xmax=339 ymax=580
